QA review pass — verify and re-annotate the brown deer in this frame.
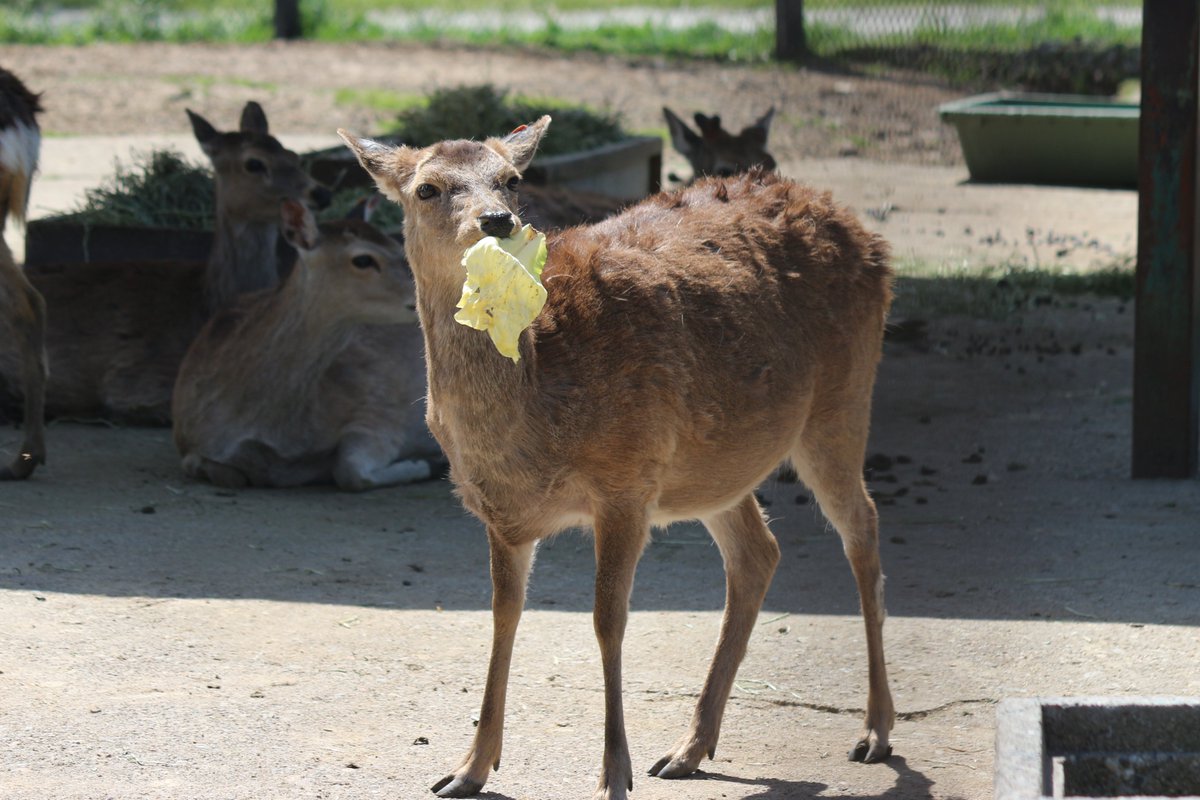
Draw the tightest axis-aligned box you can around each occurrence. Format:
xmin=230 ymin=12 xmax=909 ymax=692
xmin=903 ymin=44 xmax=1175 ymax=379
xmin=0 ymin=67 xmax=46 ymax=479
xmin=0 ymin=102 xmax=330 ymax=424
xmin=172 ymin=199 xmax=440 ymax=490
xmin=340 ymin=116 xmax=894 ymax=799
xmin=663 ymin=106 xmax=777 ymax=183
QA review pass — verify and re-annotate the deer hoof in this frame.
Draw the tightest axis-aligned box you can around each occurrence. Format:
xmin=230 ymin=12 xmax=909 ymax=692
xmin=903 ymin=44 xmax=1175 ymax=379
xmin=0 ymin=451 xmax=39 ymax=481
xmin=647 ymin=752 xmax=702 ymax=779
xmin=849 ymin=737 xmax=892 ymax=763
xmin=430 ymin=773 xmax=484 ymax=797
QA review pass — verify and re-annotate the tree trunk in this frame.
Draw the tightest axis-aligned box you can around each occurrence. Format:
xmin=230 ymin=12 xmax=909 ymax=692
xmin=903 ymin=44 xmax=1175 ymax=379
xmin=775 ymin=0 xmax=806 ymax=62
xmin=274 ymin=0 xmax=302 ymax=40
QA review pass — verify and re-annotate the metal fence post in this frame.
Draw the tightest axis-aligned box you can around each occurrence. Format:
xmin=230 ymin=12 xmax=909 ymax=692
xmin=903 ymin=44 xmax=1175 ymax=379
xmin=1133 ymin=0 xmax=1200 ymax=478
xmin=775 ymin=0 xmax=806 ymax=62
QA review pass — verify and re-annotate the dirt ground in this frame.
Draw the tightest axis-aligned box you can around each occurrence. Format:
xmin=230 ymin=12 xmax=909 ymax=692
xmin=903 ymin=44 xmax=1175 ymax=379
xmin=1 ymin=42 xmax=1197 ymax=800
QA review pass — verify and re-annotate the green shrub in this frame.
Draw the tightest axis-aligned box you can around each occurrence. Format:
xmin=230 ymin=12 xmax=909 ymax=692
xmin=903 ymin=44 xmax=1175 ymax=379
xmin=61 ymin=149 xmax=401 ymax=231
xmin=390 ymin=84 xmax=627 ymax=156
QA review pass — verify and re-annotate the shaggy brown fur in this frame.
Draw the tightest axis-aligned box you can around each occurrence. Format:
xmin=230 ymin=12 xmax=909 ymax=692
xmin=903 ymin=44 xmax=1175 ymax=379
xmin=342 ymin=116 xmax=894 ymax=800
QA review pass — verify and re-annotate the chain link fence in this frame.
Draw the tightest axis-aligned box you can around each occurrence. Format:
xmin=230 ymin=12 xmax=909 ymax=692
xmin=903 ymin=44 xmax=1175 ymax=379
xmin=799 ymin=1 xmax=1141 ymax=95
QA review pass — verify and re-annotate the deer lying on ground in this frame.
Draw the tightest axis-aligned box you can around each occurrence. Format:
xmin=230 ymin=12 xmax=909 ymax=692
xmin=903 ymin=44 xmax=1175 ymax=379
xmin=340 ymin=115 xmax=894 ymax=799
xmin=663 ymin=106 xmax=776 ymax=183
xmin=0 ymin=102 xmax=330 ymax=424
xmin=0 ymin=67 xmax=46 ymax=479
xmin=173 ymin=198 xmax=440 ymax=490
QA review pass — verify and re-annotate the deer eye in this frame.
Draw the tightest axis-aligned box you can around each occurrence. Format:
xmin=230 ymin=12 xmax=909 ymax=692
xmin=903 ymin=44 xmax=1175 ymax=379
xmin=244 ymin=157 xmax=267 ymax=174
xmin=351 ymin=254 xmax=379 ymax=271
xmin=415 ymin=183 xmax=440 ymax=200
xmin=505 ymin=176 xmax=520 ymax=191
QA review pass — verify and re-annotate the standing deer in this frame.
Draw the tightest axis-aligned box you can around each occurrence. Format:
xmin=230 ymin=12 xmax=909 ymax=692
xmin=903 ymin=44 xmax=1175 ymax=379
xmin=340 ymin=115 xmax=894 ymax=799
xmin=663 ymin=106 xmax=777 ymax=183
xmin=0 ymin=67 xmax=46 ymax=480
xmin=173 ymin=199 xmax=440 ymax=490
xmin=0 ymin=102 xmax=330 ymax=424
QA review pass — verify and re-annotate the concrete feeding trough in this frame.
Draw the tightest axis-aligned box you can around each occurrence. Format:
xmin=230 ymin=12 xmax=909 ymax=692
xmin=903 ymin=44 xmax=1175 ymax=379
xmin=939 ymin=92 xmax=1139 ymax=188
xmin=996 ymin=697 xmax=1200 ymax=799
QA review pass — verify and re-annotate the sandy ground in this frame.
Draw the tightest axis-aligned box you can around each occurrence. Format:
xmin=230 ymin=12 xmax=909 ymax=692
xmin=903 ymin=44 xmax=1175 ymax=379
xmin=0 ymin=42 xmax=1195 ymax=800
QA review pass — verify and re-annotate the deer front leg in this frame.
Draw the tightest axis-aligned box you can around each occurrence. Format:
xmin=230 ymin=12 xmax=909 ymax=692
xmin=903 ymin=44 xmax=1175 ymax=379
xmin=432 ymin=532 xmax=535 ymax=797
xmin=1 ymin=273 xmax=47 ymax=481
xmin=649 ymin=494 xmax=780 ymax=779
xmin=592 ymin=505 xmax=651 ymax=800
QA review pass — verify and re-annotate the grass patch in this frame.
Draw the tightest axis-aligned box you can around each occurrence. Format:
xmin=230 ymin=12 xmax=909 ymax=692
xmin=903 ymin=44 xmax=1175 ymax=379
xmin=58 ymin=148 xmax=402 ymax=232
xmin=387 ymin=84 xmax=628 ymax=156
xmin=65 ymin=150 xmax=214 ymax=229
xmin=422 ymin=20 xmax=774 ymax=63
xmin=333 ymin=87 xmax=424 ymax=116
xmin=808 ymin=4 xmax=1140 ymax=91
xmin=892 ymin=261 xmax=1134 ymax=320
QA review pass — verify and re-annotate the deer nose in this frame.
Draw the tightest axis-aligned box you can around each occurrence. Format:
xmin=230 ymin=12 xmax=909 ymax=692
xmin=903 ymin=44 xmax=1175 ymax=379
xmin=478 ymin=211 xmax=515 ymax=239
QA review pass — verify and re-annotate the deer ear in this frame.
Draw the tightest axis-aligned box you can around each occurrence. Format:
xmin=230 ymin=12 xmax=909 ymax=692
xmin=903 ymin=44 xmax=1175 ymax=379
xmin=187 ymin=109 xmax=221 ymax=156
xmin=338 ymin=130 xmax=417 ymax=201
xmin=488 ymin=115 xmax=550 ymax=173
xmin=240 ymin=101 xmax=269 ymax=135
xmin=694 ymin=113 xmax=723 ymax=138
xmin=663 ymin=107 xmax=702 ymax=159
xmin=343 ymin=193 xmax=382 ymax=223
xmin=280 ymin=199 xmax=319 ymax=252
xmin=743 ymin=106 xmax=776 ymax=144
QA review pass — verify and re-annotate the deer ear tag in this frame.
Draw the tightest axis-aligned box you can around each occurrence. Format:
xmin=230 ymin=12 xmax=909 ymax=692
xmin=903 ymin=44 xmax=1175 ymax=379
xmin=454 ymin=224 xmax=548 ymax=362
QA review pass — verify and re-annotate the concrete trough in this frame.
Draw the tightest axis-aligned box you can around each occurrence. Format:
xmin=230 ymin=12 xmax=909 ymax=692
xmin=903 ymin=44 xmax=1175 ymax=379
xmin=996 ymin=697 xmax=1200 ymax=799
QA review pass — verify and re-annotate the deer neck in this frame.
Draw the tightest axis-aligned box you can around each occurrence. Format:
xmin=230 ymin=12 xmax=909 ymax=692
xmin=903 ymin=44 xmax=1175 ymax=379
xmin=407 ymin=240 xmax=534 ymax=435
xmin=205 ymin=197 xmax=281 ymax=312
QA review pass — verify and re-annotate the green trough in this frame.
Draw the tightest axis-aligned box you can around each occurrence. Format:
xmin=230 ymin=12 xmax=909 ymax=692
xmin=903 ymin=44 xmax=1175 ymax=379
xmin=939 ymin=92 xmax=1139 ymax=189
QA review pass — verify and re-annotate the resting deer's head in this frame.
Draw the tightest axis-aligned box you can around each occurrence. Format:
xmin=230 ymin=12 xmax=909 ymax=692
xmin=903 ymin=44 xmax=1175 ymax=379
xmin=279 ymin=198 xmax=416 ymax=326
xmin=663 ymin=106 xmax=777 ymax=183
xmin=188 ymin=102 xmax=331 ymax=223
xmin=337 ymin=117 xmax=550 ymax=280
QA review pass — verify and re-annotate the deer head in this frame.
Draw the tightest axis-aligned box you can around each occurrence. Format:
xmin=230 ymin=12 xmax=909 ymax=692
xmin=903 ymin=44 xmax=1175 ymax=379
xmin=188 ymin=101 xmax=331 ymax=222
xmin=278 ymin=199 xmax=416 ymax=327
xmin=663 ymin=106 xmax=777 ymax=183
xmin=337 ymin=118 xmax=548 ymax=293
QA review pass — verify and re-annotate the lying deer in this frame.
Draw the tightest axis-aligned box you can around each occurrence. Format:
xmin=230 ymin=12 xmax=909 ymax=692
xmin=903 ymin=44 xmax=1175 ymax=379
xmin=0 ymin=102 xmax=329 ymax=424
xmin=663 ymin=106 xmax=776 ymax=183
xmin=340 ymin=116 xmax=894 ymax=799
xmin=173 ymin=198 xmax=440 ymax=490
xmin=0 ymin=67 xmax=46 ymax=479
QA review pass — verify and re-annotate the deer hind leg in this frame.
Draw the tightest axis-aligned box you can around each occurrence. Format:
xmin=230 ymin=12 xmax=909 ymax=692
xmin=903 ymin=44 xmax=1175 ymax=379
xmin=433 ymin=532 xmax=535 ymax=798
xmin=792 ymin=398 xmax=894 ymax=764
xmin=649 ymin=493 xmax=780 ymax=779
xmin=0 ymin=257 xmax=47 ymax=481
xmin=332 ymin=431 xmax=433 ymax=491
xmin=181 ymin=453 xmax=250 ymax=489
xmin=591 ymin=503 xmax=652 ymax=800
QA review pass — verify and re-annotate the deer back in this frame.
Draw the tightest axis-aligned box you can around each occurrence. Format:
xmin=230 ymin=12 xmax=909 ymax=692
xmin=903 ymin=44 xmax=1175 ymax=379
xmin=341 ymin=121 xmax=890 ymax=533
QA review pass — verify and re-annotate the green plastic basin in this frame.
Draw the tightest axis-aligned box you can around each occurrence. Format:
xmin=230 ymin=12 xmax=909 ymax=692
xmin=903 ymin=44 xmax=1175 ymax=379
xmin=939 ymin=92 xmax=1139 ymax=188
